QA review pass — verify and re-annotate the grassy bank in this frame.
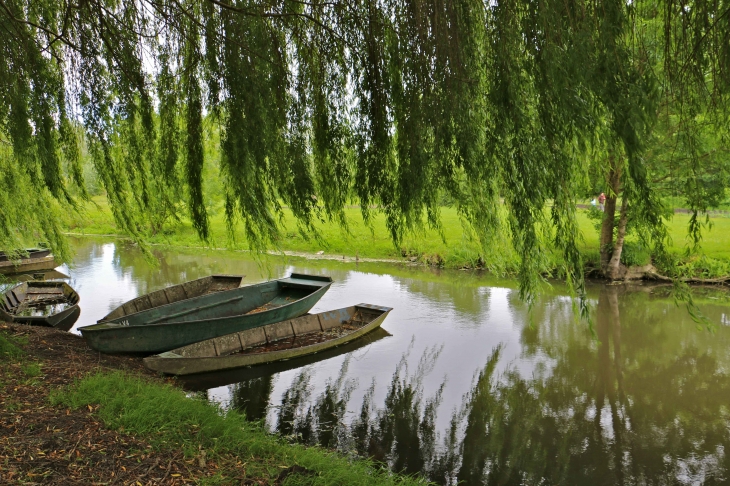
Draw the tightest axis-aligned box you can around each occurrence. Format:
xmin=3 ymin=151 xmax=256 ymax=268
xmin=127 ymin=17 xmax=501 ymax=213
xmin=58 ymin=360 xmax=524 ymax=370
xmin=53 ymin=372 xmax=425 ymax=485
xmin=64 ymin=196 xmax=730 ymax=276
xmin=0 ymin=324 xmax=427 ymax=485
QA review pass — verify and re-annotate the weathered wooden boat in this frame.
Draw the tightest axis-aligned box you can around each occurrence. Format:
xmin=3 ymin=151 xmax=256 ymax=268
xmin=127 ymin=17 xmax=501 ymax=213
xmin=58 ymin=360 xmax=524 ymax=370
xmin=80 ymin=274 xmax=333 ymax=354
xmin=143 ymin=303 xmax=392 ymax=376
xmin=0 ymin=281 xmax=81 ymax=331
xmin=178 ymin=327 xmax=392 ymax=391
xmin=100 ymin=274 xmax=246 ymax=322
xmin=0 ymin=249 xmax=59 ymax=275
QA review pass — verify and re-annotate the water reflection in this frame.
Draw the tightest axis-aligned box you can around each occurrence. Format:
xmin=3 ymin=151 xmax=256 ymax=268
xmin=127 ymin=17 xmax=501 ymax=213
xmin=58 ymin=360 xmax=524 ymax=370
xmin=232 ymin=285 xmax=730 ymax=485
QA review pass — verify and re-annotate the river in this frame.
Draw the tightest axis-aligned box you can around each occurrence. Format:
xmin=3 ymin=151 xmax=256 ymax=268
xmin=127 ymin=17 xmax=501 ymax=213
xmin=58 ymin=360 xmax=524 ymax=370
xmin=50 ymin=237 xmax=730 ymax=484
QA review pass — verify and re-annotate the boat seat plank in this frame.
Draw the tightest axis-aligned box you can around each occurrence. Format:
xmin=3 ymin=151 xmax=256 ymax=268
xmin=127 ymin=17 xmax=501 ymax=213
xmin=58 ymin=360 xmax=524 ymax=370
xmin=214 ymin=333 xmax=242 ymax=356
xmin=291 ymin=314 xmax=322 ymax=335
xmin=4 ymin=295 xmax=16 ymax=310
xmin=27 ymin=288 xmax=63 ymax=295
xmin=6 ymin=292 xmax=19 ymax=307
xmin=238 ymin=327 xmax=267 ymax=349
xmin=264 ymin=321 xmax=295 ymax=342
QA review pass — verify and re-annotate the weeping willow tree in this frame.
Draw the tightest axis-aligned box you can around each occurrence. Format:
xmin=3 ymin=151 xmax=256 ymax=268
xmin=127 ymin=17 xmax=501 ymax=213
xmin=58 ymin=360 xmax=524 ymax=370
xmin=1 ymin=0 xmax=728 ymax=302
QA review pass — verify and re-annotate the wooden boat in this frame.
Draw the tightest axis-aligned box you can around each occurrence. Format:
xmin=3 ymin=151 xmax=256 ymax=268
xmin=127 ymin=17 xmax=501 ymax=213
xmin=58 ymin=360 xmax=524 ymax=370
xmin=0 ymin=281 xmax=81 ymax=331
xmin=143 ymin=303 xmax=392 ymax=376
xmin=101 ymin=274 xmax=246 ymax=322
xmin=178 ymin=327 xmax=392 ymax=391
xmin=80 ymin=274 xmax=333 ymax=354
xmin=0 ymin=249 xmax=59 ymax=275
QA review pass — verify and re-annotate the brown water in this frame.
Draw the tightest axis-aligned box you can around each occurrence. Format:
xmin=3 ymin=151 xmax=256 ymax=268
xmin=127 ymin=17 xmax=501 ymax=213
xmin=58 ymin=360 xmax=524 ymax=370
xmin=56 ymin=237 xmax=730 ymax=484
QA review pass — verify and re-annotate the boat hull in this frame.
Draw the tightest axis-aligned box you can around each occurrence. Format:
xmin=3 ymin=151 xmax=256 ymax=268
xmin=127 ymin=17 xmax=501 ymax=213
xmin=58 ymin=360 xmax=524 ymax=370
xmin=144 ymin=304 xmax=392 ymax=375
xmin=80 ymin=274 xmax=332 ymax=354
xmin=178 ymin=327 xmax=392 ymax=391
xmin=0 ymin=255 xmax=58 ymax=275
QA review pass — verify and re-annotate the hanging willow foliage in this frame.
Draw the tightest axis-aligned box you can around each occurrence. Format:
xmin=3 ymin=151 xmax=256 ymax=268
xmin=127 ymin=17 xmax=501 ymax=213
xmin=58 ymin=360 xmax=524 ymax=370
xmin=1 ymin=0 xmax=728 ymax=302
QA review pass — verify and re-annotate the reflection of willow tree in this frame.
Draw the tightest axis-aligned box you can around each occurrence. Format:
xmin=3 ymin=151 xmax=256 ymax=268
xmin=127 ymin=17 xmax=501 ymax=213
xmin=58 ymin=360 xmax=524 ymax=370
xmin=276 ymin=356 xmax=358 ymax=449
xmin=264 ymin=286 xmax=730 ymax=484
xmin=443 ymin=285 xmax=730 ymax=485
xmin=352 ymin=344 xmax=444 ymax=476
xmin=271 ymin=344 xmax=445 ymax=477
xmin=229 ymin=376 xmax=274 ymax=422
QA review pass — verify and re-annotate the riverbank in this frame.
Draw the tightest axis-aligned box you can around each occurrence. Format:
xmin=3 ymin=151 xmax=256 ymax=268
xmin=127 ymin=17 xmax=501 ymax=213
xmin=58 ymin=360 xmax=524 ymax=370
xmin=0 ymin=324 xmax=427 ymax=485
xmin=62 ymin=196 xmax=730 ymax=279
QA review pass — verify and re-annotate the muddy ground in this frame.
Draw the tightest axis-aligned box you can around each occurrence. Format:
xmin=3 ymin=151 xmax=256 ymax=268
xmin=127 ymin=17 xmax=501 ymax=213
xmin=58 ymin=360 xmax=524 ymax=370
xmin=0 ymin=323 xmax=266 ymax=485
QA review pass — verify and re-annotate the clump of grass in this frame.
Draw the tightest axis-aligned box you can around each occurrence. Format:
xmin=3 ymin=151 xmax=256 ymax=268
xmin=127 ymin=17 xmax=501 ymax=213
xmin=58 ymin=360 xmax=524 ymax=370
xmin=0 ymin=333 xmax=24 ymax=360
xmin=21 ymin=361 xmax=42 ymax=377
xmin=52 ymin=371 xmax=428 ymax=485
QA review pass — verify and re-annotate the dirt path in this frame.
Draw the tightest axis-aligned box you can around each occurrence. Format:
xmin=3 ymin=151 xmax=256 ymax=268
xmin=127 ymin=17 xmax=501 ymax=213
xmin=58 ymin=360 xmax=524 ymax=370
xmin=0 ymin=323 xmax=263 ymax=485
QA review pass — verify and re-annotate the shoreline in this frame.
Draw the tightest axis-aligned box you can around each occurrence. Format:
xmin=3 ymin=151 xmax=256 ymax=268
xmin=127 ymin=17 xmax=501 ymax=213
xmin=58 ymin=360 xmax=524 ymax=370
xmin=0 ymin=323 xmax=425 ymax=485
xmin=62 ymin=232 xmax=730 ymax=287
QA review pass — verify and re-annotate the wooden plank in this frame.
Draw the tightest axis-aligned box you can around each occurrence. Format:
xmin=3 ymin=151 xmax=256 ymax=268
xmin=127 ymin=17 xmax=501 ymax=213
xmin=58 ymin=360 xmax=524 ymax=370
xmin=238 ymin=327 xmax=267 ymax=349
xmin=179 ymin=339 xmax=216 ymax=358
xmin=122 ymin=302 xmax=137 ymax=316
xmin=165 ymin=286 xmax=186 ymax=303
xmin=319 ymin=307 xmax=354 ymax=330
xmin=291 ymin=314 xmax=322 ymax=335
xmin=214 ymin=333 xmax=242 ymax=356
xmin=147 ymin=291 xmax=168 ymax=308
xmin=264 ymin=320 xmax=294 ymax=342
xmin=6 ymin=292 xmax=19 ymax=307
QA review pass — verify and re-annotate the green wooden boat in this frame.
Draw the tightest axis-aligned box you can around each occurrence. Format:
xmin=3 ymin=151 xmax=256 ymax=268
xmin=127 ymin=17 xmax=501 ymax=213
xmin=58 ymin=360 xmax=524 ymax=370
xmin=80 ymin=274 xmax=332 ymax=354
xmin=143 ymin=303 xmax=392 ymax=375
xmin=0 ymin=281 xmax=81 ymax=331
xmin=100 ymin=274 xmax=246 ymax=322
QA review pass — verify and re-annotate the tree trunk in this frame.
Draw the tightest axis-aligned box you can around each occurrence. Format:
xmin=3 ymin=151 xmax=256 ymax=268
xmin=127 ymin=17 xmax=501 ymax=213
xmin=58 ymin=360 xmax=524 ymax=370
xmin=606 ymin=196 xmax=628 ymax=279
xmin=599 ymin=160 xmax=622 ymax=272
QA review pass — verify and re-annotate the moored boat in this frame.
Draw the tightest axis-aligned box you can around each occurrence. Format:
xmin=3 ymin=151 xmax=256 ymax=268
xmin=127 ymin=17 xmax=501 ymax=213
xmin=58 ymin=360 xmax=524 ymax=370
xmin=177 ymin=327 xmax=392 ymax=391
xmin=0 ymin=281 xmax=81 ymax=331
xmin=80 ymin=274 xmax=333 ymax=354
xmin=0 ymin=249 xmax=59 ymax=275
xmin=143 ymin=303 xmax=392 ymax=375
xmin=101 ymin=274 xmax=246 ymax=322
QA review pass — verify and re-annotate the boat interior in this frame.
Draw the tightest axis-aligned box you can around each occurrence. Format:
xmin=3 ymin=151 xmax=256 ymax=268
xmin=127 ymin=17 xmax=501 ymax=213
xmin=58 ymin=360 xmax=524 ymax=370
xmin=1 ymin=282 xmax=79 ymax=316
xmin=171 ymin=304 xmax=389 ymax=359
xmin=103 ymin=275 xmax=245 ymax=320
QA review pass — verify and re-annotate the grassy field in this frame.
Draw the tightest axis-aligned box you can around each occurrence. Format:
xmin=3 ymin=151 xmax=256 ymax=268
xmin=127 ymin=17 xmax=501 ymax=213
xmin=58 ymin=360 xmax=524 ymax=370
xmin=64 ymin=196 xmax=730 ymax=274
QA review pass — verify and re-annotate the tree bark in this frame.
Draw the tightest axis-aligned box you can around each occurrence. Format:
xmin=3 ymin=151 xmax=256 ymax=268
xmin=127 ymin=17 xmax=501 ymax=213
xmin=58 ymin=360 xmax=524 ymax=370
xmin=599 ymin=158 xmax=622 ymax=271
xmin=606 ymin=196 xmax=628 ymax=280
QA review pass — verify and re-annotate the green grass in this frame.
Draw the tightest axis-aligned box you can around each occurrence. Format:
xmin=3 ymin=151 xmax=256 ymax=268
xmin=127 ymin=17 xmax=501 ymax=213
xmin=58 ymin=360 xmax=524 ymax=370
xmin=65 ymin=196 xmax=730 ymax=274
xmin=0 ymin=332 xmax=25 ymax=361
xmin=52 ymin=371 xmax=428 ymax=485
xmin=21 ymin=361 xmax=42 ymax=378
